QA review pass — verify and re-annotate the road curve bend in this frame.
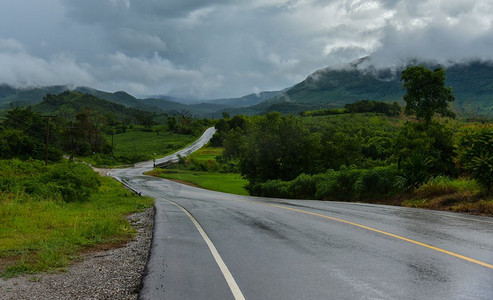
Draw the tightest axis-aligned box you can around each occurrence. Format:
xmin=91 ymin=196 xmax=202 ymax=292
xmin=110 ymin=127 xmax=493 ymax=300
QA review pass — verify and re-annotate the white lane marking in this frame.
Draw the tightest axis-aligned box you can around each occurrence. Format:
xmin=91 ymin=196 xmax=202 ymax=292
xmin=166 ymin=198 xmax=246 ymax=300
xmin=112 ymin=178 xmax=245 ymax=299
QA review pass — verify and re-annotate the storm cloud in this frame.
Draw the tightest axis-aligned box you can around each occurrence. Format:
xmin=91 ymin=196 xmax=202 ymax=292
xmin=1 ymin=0 xmax=492 ymax=99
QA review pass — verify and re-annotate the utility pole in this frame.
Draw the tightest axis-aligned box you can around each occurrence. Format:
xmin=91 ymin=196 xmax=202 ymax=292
xmin=42 ymin=115 xmax=56 ymax=165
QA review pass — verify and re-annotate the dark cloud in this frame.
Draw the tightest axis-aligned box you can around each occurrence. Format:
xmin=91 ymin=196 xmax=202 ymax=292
xmin=1 ymin=0 xmax=493 ymax=98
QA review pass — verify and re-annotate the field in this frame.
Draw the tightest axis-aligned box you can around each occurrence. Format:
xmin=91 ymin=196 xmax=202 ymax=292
xmin=148 ymin=169 xmax=249 ymax=196
xmin=147 ymin=147 xmax=249 ymax=195
xmin=80 ymin=125 xmax=201 ymax=167
xmin=112 ymin=126 xmax=197 ymax=158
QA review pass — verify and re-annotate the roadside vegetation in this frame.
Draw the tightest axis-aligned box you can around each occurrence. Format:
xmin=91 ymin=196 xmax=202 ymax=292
xmin=0 ymin=91 xmax=212 ymax=167
xmin=1 ymin=65 xmax=492 ymax=283
xmin=146 ymin=147 xmax=248 ymax=195
xmin=160 ymin=66 xmax=492 ymax=215
xmin=0 ymin=159 xmax=154 ymax=278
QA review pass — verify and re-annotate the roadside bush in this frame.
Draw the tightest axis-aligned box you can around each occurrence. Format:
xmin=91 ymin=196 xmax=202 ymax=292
xmin=354 ymin=165 xmax=403 ymax=199
xmin=249 ymin=165 xmax=406 ymax=201
xmin=399 ymin=152 xmax=434 ymax=188
xmin=0 ymin=160 xmax=100 ymax=203
xmin=414 ymin=176 xmax=481 ymax=198
xmin=39 ymin=163 xmax=100 ymax=202
xmin=247 ymin=180 xmax=291 ymax=198
xmin=288 ymin=173 xmax=325 ymax=199
xmin=394 ymin=121 xmax=456 ymax=187
xmin=456 ymin=124 xmax=493 ymax=193
xmin=315 ymin=167 xmax=362 ymax=201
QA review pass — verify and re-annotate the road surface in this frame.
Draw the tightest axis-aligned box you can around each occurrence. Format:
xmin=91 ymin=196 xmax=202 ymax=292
xmin=110 ymin=128 xmax=493 ymax=299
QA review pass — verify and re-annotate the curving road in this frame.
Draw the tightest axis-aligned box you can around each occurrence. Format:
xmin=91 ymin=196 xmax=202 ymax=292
xmin=110 ymin=128 xmax=493 ymax=300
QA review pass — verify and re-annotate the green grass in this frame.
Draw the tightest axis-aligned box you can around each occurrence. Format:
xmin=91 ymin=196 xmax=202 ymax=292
xmin=113 ymin=126 xmax=197 ymax=158
xmin=187 ymin=147 xmax=224 ymax=162
xmin=147 ymin=146 xmax=248 ymax=195
xmin=402 ymin=176 xmax=493 ymax=214
xmin=79 ymin=126 xmax=201 ymax=167
xmin=0 ymin=171 xmax=154 ymax=278
xmin=148 ymin=169 xmax=249 ymax=196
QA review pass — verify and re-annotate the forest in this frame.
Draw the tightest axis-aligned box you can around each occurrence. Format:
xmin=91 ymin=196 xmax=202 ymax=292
xmin=204 ymin=67 xmax=493 ymax=213
xmin=0 ymin=91 xmax=212 ymax=166
xmin=1 ymin=66 xmax=493 ymax=213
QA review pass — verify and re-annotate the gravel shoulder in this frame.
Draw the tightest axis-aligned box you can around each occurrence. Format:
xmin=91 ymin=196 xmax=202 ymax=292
xmin=0 ymin=206 xmax=154 ymax=300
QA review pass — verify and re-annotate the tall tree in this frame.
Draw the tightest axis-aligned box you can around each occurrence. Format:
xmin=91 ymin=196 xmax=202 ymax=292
xmin=239 ymin=113 xmax=321 ymax=183
xmin=401 ymin=66 xmax=455 ymax=123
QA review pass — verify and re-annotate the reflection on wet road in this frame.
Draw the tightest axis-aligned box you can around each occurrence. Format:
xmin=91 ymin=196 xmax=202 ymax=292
xmin=110 ymin=128 xmax=493 ymax=300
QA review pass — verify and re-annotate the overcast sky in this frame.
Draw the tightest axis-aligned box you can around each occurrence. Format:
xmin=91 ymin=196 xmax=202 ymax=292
xmin=1 ymin=0 xmax=492 ymax=99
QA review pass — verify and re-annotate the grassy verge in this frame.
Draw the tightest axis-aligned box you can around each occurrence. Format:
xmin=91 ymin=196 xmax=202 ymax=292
xmin=147 ymin=169 xmax=249 ymax=196
xmin=402 ymin=177 xmax=493 ymax=215
xmin=0 ymin=161 xmax=154 ymax=278
xmin=146 ymin=146 xmax=248 ymax=195
xmin=112 ymin=126 xmax=197 ymax=158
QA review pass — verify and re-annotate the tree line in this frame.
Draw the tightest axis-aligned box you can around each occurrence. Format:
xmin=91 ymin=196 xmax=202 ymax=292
xmin=0 ymin=91 xmax=210 ymax=164
xmin=211 ymin=66 xmax=493 ymax=199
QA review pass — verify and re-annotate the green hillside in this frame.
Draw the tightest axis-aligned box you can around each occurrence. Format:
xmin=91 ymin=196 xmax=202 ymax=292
xmin=235 ymin=61 xmax=493 ymax=116
xmin=0 ymin=84 xmax=69 ymax=109
xmin=74 ymin=87 xmax=159 ymax=111
xmin=33 ymin=91 xmax=152 ymax=121
xmin=0 ymin=84 xmax=232 ymax=118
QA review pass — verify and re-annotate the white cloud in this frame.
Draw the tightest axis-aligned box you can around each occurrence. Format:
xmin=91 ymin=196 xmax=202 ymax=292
xmin=1 ymin=0 xmax=493 ymax=98
xmin=114 ymin=29 xmax=167 ymax=52
xmin=0 ymin=39 xmax=94 ymax=87
xmin=179 ymin=7 xmax=215 ymax=28
xmin=0 ymin=38 xmax=26 ymax=53
xmin=103 ymin=52 xmax=223 ymax=97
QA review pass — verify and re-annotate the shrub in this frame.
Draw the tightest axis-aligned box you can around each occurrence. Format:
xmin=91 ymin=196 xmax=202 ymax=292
xmin=248 ymin=165 xmax=407 ymax=201
xmin=394 ymin=121 xmax=456 ymax=187
xmin=40 ymin=163 xmax=100 ymax=202
xmin=288 ymin=173 xmax=325 ymax=199
xmin=414 ymin=176 xmax=458 ymax=197
xmin=399 ymin=152 xmax=434 ymax=188
xmin=456 ymin=124 xmax=493 ymax=193
xmin=246 ymin=180 xmax=291 ymax=198
xmin=354 ymin=165 xmax=403 ymax=199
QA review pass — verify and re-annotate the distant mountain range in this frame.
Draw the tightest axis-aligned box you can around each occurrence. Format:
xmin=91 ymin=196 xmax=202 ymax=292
xmin=0 ymin=84 xmax=279 ymax=118
xmin=228 ymin=60 xmax=493 ymax=116
xmin=1 ymin=60 xmax=493 ymax=117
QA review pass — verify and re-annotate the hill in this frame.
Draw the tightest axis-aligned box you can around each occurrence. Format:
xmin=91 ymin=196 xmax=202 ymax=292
xmin=3 ymin=60 xmax=493 ymax=117
xmin=0 ymin=85 xmax=237 ymax=118
xmin=0 ymin=84 xmax=69 ymax=109
xmin=209 ymin=90 xmax=283 ymax=108
xmin=33 ymin=91 xmax=152 ymax=121
xmin=234 ymin=60 xmax=493 ymax=116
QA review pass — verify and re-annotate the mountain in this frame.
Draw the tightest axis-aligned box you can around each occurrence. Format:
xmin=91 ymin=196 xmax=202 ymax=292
xmin=209 ymin=90 xmax=284 ymax=108
xmin=0 ymin=85 xmax=241 ymax=117
xmin=233 ymin=60 xmax=493 ymax=116
xmin=139 ymin=97 xmax=231 ymax=117
xmin=33 ymin=91 xmax=150 ymax=120
xmin=73 ymin=87 xmax=155 ymax=110
xmin=3 ymin=60 xmax=493 ymax=118
xmin=0 ymin=84 xmax=69 ymax=109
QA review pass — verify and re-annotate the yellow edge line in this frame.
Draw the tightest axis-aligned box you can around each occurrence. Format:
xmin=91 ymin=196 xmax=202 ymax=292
xmin=260 ymin=202 xmax=493 ymax=270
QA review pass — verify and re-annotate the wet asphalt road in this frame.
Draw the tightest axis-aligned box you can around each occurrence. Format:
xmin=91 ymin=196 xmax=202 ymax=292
xmin=110 ymin=128 xmax=493 ymax=300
